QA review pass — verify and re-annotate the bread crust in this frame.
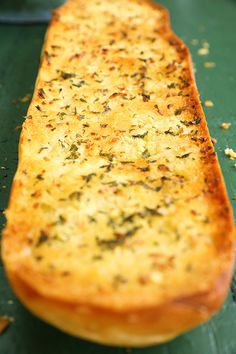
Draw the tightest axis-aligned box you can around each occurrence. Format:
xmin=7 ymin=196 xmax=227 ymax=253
xmin=2 ymin=0 xmax=235 ymax=346
xmin=6 ymin=265 xmax=233 ymax=346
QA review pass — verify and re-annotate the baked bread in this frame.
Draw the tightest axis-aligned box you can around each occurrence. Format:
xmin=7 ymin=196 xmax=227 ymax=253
xmin=2 ymin=0 xmax=235 ymax=347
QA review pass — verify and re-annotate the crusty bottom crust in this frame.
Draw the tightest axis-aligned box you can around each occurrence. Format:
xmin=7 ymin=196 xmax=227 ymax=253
xmin=8 ymin=267 xmax=233 ymax=347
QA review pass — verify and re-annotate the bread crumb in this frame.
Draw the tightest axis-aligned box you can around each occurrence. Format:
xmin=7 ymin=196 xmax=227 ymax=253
xmin=221 ymin=122 xmax=231 ymax=130
xmin=204 ymin=62 xmax=216 ymax=68
xmin=0 ymin=316 xmax=10 ymax=334
xmin=202 ymin=41 xmax=210 ymax=48
xmin=205 ymin=100 xmax=214 ymax=107
xmin=191 ymin=39 xmax=199 ymax=46
xmin=18 ymin=94 xmax=30 ymax=103
xmin=211 ymin=137 xmax=217 ymax=145
xmin=225 ymin=148 xmax=236 ymax=160
xmin=198 ymin=48 xmax=209 ymax=56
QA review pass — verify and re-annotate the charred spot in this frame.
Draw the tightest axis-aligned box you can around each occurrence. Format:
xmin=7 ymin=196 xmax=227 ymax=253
xmin=60 ymin=71 xmax=76 ymax=80
xmin=38 ymin=88 xmax=45 ymax=99
xmin=158 ymin=164 xmax=170 ymax=172
xmin=191 ymin=117 xmax=201 ymax=125
xmin=176 ymin=153 xmax=191 ymax=159
xmin=36 ymin=232 xmax=49 ymax=247
xmin=68 ymin=191 xmax=82 ymax=200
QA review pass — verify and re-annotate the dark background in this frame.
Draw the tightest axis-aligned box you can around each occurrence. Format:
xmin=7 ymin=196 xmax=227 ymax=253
xmin=0 ymin=0 xmax=236 ymax=353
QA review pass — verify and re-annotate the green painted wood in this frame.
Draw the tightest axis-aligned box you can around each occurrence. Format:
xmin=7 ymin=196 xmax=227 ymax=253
xmin=0 ymin=1 xmax=236 ymax=353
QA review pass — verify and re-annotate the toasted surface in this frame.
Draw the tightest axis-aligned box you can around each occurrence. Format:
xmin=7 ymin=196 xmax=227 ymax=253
xmin=2 ymin=0 xmax=235 ymax=346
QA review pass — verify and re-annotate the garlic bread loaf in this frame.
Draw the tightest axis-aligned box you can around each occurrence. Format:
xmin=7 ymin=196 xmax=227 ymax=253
xmin=2 ymin=0 xmax=235 ymax=347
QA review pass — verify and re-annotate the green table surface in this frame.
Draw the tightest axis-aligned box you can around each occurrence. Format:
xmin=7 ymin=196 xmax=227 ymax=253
xmin=0 ymin=0 xmax=236 ymax=353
